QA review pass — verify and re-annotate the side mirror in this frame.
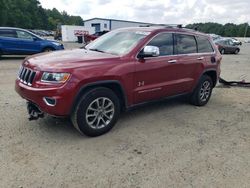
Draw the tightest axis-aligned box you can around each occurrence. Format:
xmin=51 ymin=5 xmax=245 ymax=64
xmin=138 ymin=45 xmax=160 ymax=58
xmin=33 ymin=37 xmax=39 ymax=41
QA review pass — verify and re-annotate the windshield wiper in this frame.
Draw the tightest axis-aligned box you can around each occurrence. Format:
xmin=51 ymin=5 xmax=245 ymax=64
xmin=89 ymin=48 xmax=105 ymax=53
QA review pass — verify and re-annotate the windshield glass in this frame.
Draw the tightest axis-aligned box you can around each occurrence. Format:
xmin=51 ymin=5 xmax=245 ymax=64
xmin=86 ymin=30 xmax=150 ymax=55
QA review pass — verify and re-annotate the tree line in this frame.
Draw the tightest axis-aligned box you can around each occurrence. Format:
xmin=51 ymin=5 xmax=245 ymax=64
xmin=186 ymin=22 xmax=250 ymax=37
xmin=0 ymin=0 xmax=84 ymax=30
xmin=0 ymin=0 xmax=249 ymax=36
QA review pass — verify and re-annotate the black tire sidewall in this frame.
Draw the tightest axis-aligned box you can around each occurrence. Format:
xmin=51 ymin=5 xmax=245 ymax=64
xmin=43 ymin=47 xmax=54 ymax=52
xmin=75 ymin=88 xmax=120 ymax=137
xmin=191 ymin=75 xmax=213 ymax=106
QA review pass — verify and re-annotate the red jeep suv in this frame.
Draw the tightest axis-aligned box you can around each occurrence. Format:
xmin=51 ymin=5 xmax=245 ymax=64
xmin=15 ymin=26 xmax=222 ymax=136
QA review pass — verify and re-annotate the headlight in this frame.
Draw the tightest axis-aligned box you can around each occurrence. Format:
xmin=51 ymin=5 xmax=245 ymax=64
xmin=41 ymin=72 xmax=70 ymax=83
xmin=52 ymin=42 xmax=62 ymax=46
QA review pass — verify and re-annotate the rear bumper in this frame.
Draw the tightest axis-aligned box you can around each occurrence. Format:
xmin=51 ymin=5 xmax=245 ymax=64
xmin=15 ymin=79 xmax=75 ymax=116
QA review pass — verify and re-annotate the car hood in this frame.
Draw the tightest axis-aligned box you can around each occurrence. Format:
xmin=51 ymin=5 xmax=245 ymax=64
xmin=25 ymin=49 xmax=120 ymax=71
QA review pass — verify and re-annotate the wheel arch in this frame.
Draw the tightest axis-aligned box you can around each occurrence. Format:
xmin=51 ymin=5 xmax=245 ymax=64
xmin=42 ymin=46 xmax=55 ymax=52
xmin=203 ymin=69 xmax=217 ymax=87
xmin=70 ymin=80 xmax=128 ymax=114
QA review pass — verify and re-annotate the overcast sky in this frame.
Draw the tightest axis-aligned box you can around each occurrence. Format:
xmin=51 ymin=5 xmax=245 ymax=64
xmin=39 ymin=0 xmax=250 ymax=25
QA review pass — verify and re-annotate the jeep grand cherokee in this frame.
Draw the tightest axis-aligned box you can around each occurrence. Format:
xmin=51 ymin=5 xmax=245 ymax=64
xmin=15 ymin=26 xmax=222 ymax=137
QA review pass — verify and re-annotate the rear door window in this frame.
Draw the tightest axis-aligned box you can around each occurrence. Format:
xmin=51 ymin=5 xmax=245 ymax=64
xmin=0 ymin=29 xmax=17 ymax=38
xmin=16 ymin=30 xmax=34 ymax=40
xmin=196 ymin=36 xmax=214 ymax=53
xmin=147 ymin=33 xmax=174 ymax=56
xmin=175 ymin=34 xmax=197 ymax=54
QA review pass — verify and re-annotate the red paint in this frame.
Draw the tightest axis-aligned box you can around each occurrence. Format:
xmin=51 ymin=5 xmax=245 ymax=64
xmin=15 ymin=27 xmax=222 ymax=117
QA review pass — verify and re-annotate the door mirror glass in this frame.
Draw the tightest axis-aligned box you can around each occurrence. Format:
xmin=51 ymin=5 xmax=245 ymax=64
xmin=139 ymin=45 xmax=160 ymax=58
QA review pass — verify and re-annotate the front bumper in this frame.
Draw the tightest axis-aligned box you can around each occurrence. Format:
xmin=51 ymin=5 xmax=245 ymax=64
xmin=15 ymin=79 xmax=75 ymax=117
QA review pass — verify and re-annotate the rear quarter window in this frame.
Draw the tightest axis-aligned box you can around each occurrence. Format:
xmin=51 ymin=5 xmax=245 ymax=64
xmin=175 ymin=34 xmax=197 ymax=54
xmin=196 ymin=36 xmax=214 ymax=53
xmin=0 ymin=29 xmax=17 ymax=38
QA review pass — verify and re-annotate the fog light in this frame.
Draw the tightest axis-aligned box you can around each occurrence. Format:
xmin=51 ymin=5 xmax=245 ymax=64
xmin=43 ymin=97 xmax=56 ymax=106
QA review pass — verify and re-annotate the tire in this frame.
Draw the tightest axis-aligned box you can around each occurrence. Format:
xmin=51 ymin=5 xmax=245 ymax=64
xmin=234 ymin=49 xmax=239 ymax=54
xmin=43 ymin=47 xmax=54 ymax=52
xmin=190 ymin=75 xmax=213 ymax=106
xmin=71 ymin=87 xmax=120 ymax=137
xmin=220 ymin=49 xmax=225 ymax=54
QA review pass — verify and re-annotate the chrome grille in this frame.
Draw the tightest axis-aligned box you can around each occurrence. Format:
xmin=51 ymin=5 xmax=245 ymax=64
xmin=18 ymin=66 xmax=36 ymax=86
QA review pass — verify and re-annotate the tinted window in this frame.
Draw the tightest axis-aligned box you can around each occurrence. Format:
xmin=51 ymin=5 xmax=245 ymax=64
xmin=228 ymin=40 xmax=234 ymax=46
xmin=16 ymin=30 xmax=34 ymax=40
xmin=0 ymin=29 xmax=17 ymax=38
xmin=196 ymin=36 xmax=214 ymax=53
xmin=175 ymin=34 xmax=197 ymax=54
xmin=147 ymin=33 xmax=173 ymax=56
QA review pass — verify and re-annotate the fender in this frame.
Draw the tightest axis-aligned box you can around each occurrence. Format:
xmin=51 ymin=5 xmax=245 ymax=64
xmin=192 ymin=68 xmax=218 ymax=91
xmin=70 ymin=80 xmax=128 ymax=114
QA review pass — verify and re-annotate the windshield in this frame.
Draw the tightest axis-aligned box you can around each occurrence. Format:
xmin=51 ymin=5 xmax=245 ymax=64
xmin=86 ymin=30 xmax=150 ymax=55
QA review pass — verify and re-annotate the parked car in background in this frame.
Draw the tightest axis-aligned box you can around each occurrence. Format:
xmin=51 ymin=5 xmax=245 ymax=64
xmin=230 ymin=38 xmax=242 ymax=45
xmin=214 ymin=38 xmax=240 ymax=54
xmin=209 ymin=34 xmax=222 ymax=41
xmin=0 ymin=27 xmax=64 ymax=57
xmin=31 ymin=30 xmax=54 ymax=37
xmin=84 ymin=30 xmax=109 ymax=43
xmin=16 ymin=26 xmax=222 ymax=136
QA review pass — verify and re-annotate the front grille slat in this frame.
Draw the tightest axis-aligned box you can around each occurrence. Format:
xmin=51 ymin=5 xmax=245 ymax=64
xmin=18 ymin=67 xmax=24 ymax=78
xmin=20 ymin=69 xmax=27 ymax=81
xmin=19 ymin=68 xmax=23 ymax=78
xmin=18 ymin=66 xmax=36 ymax=86
xmin=23 ymin=70 xmax=29 ymax=83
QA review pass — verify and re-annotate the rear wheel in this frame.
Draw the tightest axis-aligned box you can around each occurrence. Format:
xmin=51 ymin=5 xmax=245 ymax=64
xmin=71 ymin=87 xmax=120 ymax=137
xmin=190 ymin=75 xmax=213 ymax=106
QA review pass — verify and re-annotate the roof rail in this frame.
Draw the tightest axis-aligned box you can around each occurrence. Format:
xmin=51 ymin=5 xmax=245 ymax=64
xmin=140 ymin=24 xmax=183 ymax=28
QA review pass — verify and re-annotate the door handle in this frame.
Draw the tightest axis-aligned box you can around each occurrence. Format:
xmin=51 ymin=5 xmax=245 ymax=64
xmin=197 ymin=57 xmax=204 ymax=60
xmin=168 ymin=59 xmax=177 ymax=63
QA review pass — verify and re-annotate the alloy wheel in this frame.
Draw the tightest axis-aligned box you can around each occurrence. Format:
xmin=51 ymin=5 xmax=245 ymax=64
xmin=85 ymin=97 xmax=115 ymax=129
xmin=199 ymin=81 xmax=211 ymax=102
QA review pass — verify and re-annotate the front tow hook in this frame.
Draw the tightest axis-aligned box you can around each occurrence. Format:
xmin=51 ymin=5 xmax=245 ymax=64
xmin=27 ymin=102 xmax=44 ymax=121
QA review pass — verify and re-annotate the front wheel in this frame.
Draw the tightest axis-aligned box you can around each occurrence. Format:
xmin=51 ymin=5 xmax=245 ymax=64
xmin=190 ymin=75 xmax=213 ymax=106
xmin=220 ymin=49 xmax=225 ymax=54
xmin=71 ymin=87 xmax=120 ymax=137
xmin=43 ymin=47 xmax=54 ymax=52
xmin=234 ymin=49 xmax=239 ymax=54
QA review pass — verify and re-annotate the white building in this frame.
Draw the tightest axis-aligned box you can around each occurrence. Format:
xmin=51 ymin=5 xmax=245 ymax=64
xmin=61 ymin=18 xmax=152 ymax=42
xmin=84 ymin=18 xmax=151 ymax=33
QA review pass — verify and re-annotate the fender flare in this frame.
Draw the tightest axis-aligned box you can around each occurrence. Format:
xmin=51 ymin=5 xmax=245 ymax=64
xmin=70 ymin=80 xmax=128 ymax=114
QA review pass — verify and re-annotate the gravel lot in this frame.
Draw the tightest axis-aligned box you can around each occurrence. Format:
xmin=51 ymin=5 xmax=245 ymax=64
xmin=0 ymin=43 xmax=250 ymax=188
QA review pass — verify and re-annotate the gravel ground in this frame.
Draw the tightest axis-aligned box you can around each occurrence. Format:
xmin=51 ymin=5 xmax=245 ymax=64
xmin=0 ymin=43 xmax=250 ymax=188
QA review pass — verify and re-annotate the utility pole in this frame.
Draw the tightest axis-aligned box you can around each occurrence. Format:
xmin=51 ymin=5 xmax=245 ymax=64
xmin=244 ymin=23 xmax=248 ymax=38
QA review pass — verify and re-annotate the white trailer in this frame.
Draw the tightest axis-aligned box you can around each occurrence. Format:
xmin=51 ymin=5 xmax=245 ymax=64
xmin=61 ymin=25 xmax=94 ymax=42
